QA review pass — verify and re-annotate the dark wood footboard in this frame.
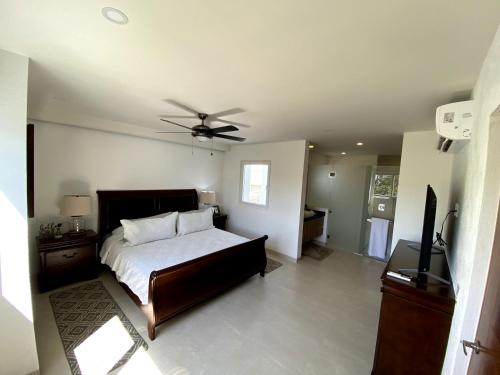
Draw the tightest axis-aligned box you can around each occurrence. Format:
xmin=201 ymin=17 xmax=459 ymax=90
xmin=145 ymin=235 xmax=268 ymax=339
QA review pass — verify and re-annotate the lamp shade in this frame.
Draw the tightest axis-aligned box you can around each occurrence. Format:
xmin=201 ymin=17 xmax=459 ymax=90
xmin=199 ymin=191 xmax=216 ymax=205
xmin=61 ymin=195 xmax=91 ymax=216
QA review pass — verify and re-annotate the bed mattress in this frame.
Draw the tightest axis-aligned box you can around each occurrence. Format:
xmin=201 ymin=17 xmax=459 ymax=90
xmin=100 ymin=228 xmax=249 ymax=304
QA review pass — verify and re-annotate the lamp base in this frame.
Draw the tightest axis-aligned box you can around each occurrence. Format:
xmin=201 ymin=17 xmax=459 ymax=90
xmin=70 ymin=216 xmax=86 ymax=233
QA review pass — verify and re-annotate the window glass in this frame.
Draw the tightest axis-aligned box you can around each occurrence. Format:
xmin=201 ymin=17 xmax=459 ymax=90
xmin=241 ymin=162 xmax=270 ymax=206
xmin=374 ymin=174 xmax=394 ymax=196
xmin=392 ymin=175 xmax=399 ymax=197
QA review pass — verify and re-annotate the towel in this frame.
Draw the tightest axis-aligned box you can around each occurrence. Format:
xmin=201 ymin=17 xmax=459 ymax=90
xmin=368 ymin=217 xmax=390 ymax=259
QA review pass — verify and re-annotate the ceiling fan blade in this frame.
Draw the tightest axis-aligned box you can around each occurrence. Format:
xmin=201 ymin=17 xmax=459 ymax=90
xmin=210 ymin=125 xmax=239 ymax=133
xmin=165 ymin=99 xmax=200 ymax=115
xmin=160 ymin=118 xmax=193 ymax=130
xmin=155 ymin=131 xmax=192 ymax=133
xmin=209 ymin=108 xmax=245 ymax=118
xmin=209 ymin=118 xmax=251 ymax=128
xmin=159 ymin=115 xmax=197 ymax=119
xmin=213 ymin=133 xmax=246 ymax=142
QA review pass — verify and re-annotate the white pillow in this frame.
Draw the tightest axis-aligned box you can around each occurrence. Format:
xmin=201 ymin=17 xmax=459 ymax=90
xmin=121 ymin=212 xmax=178 ymax=246
xmin=177 ymin=208 xmax=214 ymax=235
xmin=112 ymin=212 xmax=172 ymax=235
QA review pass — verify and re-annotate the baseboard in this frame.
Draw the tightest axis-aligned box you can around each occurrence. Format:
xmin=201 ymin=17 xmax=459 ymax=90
xmin=266 ymin=248 xmax=298 ymax=263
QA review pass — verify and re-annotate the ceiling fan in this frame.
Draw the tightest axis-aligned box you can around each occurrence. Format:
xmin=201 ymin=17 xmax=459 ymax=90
xmin=156 ymin=99 xmax=247 ymax=142
xmin=157 ymin=113 xmax=246 ymax=142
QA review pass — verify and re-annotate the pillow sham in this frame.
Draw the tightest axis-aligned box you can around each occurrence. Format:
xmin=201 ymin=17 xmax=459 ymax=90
xmin=120 ymin=211 xmax=178 ymax=246
xmin=112 ymin=211 xmax=172 ymax=235
xmin=177 ymin=208 xmax=214 ymax=236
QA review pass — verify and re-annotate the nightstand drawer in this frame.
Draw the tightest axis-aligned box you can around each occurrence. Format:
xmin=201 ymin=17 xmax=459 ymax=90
xmin=46 ymin=246 xmax=94 ymax=270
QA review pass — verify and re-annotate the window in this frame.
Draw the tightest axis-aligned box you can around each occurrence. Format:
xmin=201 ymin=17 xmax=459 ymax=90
xmin=373 ymin=174 xmax=399 ymax=197
xmin=241 ymin=161 xmax=270 ymax=206
xmin=392 ymin=175 xmax=399 ymax=197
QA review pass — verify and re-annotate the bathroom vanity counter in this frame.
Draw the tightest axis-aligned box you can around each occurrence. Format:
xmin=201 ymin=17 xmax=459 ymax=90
xmin=303 ymin=210 xmax=325 ymax=243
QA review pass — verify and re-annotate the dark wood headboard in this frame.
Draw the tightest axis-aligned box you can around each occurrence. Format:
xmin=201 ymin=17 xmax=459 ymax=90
xmin=97 ymin=189 xmax=199 ymax=246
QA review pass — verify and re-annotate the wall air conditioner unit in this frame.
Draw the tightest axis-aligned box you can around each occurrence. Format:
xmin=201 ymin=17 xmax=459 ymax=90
xmin=436 ymin=100 xmax=475 ymax=153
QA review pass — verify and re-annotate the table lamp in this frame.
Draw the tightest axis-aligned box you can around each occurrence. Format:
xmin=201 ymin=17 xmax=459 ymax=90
xmin=61 ymin=195 xmax=91 ymax=234
xmin=199 ymin=191 xmax=216 ymax=207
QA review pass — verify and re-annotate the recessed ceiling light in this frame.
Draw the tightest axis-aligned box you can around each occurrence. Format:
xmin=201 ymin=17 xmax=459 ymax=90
xmin=341 ymin=152 xmax=347 ymax=155
xmin=308 ymin=144 xmax=315 ymax=149
xmin=356 ymin=142 xmax=364 ymax=146
xmin=102 ymin=7 xmax=129 ymax=25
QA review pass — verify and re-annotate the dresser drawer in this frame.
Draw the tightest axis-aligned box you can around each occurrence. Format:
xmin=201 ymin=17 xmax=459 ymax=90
xmin=45 ymin=246 xmax=95 ymax=276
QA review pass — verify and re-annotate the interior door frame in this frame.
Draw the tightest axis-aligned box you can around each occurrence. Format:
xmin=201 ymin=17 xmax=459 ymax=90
xmin=460 ymin=104 xmax=500 ymax=372
xmin=467 ymin=201 xmax=500 ymax=372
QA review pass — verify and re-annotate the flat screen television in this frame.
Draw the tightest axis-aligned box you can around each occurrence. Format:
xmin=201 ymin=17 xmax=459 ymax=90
xmin=417 ymin=185 xmax=437 ymax=273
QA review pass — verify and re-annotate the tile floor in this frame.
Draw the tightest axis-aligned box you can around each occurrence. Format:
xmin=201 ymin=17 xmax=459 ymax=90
xmin=34 ymin=250 xmax=385 ymax=375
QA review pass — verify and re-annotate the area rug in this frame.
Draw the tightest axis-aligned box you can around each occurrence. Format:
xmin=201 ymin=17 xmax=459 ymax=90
xmin=302 ymin=243 xmax=334 ymax=260
xmin=265 ymin=257 xmax=283 ymax=273
xmin=49 ymin=280 xmax=148 ymax=375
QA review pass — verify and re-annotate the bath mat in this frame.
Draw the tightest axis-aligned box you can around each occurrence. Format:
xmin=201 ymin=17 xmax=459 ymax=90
xmin=302 ymin=243 xmax=334 ymax=260
xmin=265 ymin=257 xmax=283 ymax=273
xmin=49 ymin=280 xmax=148 ymax=375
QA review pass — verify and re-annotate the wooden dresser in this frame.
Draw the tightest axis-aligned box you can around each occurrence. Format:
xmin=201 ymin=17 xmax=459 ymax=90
xmin=38 ymin=230 xmax=98 ymax=292
xmin=372 ymin=240 xmax=455 ymax=375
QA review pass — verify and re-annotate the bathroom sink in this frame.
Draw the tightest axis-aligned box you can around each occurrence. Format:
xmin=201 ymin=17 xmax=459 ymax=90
xmin=304 ymin=209 xmax=316 ymax=218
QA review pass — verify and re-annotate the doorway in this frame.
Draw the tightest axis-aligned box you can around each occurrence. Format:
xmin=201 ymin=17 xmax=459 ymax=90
xmin=305 ymin=153 xmax=400 ymax=260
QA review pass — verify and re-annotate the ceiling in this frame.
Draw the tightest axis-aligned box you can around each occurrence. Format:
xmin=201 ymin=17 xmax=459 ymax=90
xmin=1 ymin=1 xmax=499 ymax=155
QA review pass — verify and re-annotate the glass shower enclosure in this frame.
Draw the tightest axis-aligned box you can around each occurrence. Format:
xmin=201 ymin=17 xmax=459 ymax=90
xmin=360 ymin=166 xmax=400 ymax=261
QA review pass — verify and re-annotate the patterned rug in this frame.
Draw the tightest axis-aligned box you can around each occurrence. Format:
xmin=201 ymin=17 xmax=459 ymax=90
xmin=302 ymin=243 xmax=334 ymax=260
xmin=49 ymin=281 xmax=148 ymax=375
xmin=265 ymin=257 xmax=283 ymax=273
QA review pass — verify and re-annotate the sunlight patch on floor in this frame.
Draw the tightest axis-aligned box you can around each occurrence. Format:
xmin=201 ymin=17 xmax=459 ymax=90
xmin=117 ymin=347 xmax=162 ymax=375
xmin=74 ymin=315 xmax=133 ymax=374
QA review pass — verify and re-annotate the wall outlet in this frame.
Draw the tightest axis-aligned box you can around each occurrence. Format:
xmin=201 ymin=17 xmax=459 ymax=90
xmin=454 ymin=203 xmax=459 ymax=218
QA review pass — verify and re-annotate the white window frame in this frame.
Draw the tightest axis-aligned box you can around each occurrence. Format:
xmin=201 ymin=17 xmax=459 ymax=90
xmin=240 ymin=160 xmax=271 ymax=207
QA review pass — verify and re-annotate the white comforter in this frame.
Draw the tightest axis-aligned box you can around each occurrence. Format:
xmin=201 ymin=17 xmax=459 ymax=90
xmin=100 ymin=228 xmax=249 ymax=304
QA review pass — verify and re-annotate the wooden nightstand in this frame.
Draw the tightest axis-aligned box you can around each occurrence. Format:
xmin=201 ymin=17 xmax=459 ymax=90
xmin=38 ymin=230 xmax=98 ymax=292
xmin=213 ymin=214 xmax=228 ymax=231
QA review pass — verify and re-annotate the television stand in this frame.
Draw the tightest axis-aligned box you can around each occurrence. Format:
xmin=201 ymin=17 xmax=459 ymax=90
xmin=397 ymin=268 xmax=451 ymax=285
xmin=407 ymin=241 xmax=445 ymax=254
xmin=372 ymin=239 xmax=455 ymax=375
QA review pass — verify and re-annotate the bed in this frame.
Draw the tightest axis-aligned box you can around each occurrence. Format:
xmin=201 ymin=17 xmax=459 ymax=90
xmin=97 ymin=189 xmax=268 ymax=340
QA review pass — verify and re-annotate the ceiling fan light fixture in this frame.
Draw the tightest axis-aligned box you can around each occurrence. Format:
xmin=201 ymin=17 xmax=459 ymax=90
xmin=195 ymin=135 xmax=210 ymax=142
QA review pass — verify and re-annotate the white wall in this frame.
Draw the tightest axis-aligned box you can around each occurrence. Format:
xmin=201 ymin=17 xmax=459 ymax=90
xmin=222 ymin=140 xmax=308 ymax=260
xmin=443 ymin=26 xmax=500 ymax=374
xmin=0 ymin=50 xmax=39 ymax=374
xmin=33 ymin=121 xmax=225 ymax=233
xmin=391 ymin=130 xmax=454 ymax=250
